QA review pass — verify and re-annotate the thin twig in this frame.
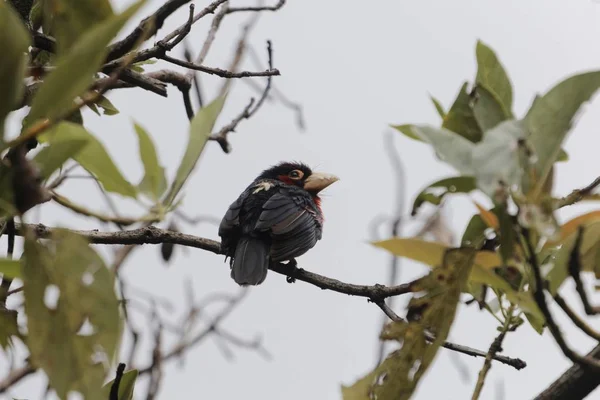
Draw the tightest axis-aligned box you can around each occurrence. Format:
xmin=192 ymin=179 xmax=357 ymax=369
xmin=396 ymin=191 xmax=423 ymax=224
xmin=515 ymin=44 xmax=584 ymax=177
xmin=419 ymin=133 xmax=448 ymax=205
xmin=472 ymin=304 xmax=515 ymax=400
xmin=568 ymin=227 xmax=600 ymax=315
xmin=0 ymin=219 xmax=16 ymax=306
xmin=554 ymin=293 xmax=600 ymax=341
xmin=226 ymin=0 xmax=285 ymax=13
xmin=522 ymin=227 xmax=600 ymax=370
xmin=109 ymin=363 xmax=126 ymax=400
xmin=159 ymin=54 xmax=279 ymax=78
xmin=558 ymin=176 xmax=600 ymax=208
xmin=373 ymin=301 xmax=526 ymax=370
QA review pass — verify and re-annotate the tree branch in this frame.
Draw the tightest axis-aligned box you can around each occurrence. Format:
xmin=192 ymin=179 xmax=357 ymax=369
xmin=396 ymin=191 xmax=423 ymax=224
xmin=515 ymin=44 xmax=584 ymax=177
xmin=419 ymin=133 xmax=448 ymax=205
xmin=558 ymin=176 xmax=600 ymax=208
xmin=0 ymin=364 xmax=36 ymax=394
xmin=374 ymin=300 xmax=525 ymax=370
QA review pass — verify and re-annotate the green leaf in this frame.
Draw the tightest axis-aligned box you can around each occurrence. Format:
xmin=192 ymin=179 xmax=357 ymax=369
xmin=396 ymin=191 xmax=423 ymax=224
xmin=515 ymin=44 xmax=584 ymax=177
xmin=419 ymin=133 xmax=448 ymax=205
xmin=0 ymin=2 xmax=31 ymax=140
xmin=442 ymin=82 xmax=482 ymax=142
xmin=524 ymin=70 xmax=600 ymax=198
xmin=475 ymin=40 xmax=513 ymax=115
xmin=0 ymin=259 xmax=22 ymax=279
xmin=494 ymin=205 xmax=515 ymax=265
xmin=410 ymin=125 xmax=475 ymax=175
xmin=471 ymin=120 xmax=525 ymax=197
xmin=391 ymin=124 xmax=424 ymax=142
xmin=25 ymin=0 xmax=146 ymax=130
xmin=342 ymin=248 xmax=475 ymax=400
xmin=461 ymin=214 xmax=488 ymax=247
xmin=102 ymin=369 xmax=138 ymax=400
xmin=429 ymin=94 xmax=446 ymax=119
xmin=34 ymin=138 xmax=89 ymax=181
xmin=472 ymin=85 xmax=508 ymax=132
xmin=0 ymin=307 xmax=19 ymax=351
xmin=163 ymin=95 xmax=227 ymax=207
xmin=557 ymin=149 xmax=569 ymax=162
xmin=22 ymin=230 xmax=121 ymax=400
xmin=411 ymin=176 xmax=477 ymax=215
xmin=50 ymin=0 xmax=115 ymax=56
xmin=134 ymin=122 xmax=167 ymax=200
xmin=40 ymin=122 xmax=137 ymax=198
xmin=96 ymin=95 xmax=119 ymax=116
xmin=130 ymin=59 xmax=157 ymax=73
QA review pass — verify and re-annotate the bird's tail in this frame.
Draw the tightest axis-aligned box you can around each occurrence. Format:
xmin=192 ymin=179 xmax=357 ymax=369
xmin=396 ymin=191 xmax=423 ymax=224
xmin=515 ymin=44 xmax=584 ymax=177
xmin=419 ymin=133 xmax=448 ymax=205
xmin=231 ymin=236 xmax=270 ymax=285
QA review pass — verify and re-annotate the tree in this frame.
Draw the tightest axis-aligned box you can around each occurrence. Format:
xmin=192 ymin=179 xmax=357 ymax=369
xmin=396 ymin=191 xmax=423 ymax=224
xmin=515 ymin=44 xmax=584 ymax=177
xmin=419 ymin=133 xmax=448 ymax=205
xmin=1 ymin=1 xmax=600 ymax=399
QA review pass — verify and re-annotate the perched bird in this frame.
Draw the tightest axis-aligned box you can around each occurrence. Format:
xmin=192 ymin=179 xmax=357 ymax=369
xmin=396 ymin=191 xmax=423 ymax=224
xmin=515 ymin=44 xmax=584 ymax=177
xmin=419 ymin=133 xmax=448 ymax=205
xmin=218 ymin=162 xmax=339 ymax=286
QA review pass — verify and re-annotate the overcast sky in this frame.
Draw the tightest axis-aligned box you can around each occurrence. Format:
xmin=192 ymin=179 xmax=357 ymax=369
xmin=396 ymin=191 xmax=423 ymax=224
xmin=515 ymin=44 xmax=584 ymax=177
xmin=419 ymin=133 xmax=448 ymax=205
xmin=6 ymin=0 xmax=600 ymax=399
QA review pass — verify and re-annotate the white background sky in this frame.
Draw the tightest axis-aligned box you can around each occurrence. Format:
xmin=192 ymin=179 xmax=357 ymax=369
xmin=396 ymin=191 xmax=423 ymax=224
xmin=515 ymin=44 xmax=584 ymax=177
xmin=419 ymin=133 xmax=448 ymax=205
xmin=5 ymin=0 xmax=600 ymax=399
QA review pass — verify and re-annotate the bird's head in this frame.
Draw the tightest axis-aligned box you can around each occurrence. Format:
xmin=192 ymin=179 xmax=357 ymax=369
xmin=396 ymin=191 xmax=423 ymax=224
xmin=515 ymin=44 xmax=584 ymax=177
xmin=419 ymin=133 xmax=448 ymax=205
xmin=257 ymin=161 xmax=339 ymax=195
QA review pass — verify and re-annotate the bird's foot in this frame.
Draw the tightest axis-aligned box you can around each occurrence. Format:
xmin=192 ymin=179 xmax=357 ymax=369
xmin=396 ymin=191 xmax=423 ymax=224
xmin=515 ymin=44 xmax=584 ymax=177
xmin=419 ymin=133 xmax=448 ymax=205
xmin=285 ymin=259 xmax=303 ymax=283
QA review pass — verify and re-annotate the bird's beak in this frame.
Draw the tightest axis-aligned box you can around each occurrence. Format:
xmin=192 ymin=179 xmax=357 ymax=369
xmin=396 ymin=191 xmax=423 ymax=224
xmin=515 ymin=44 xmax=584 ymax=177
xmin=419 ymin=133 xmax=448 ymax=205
xmin=303 ymin=172 xmax=339 ymax=193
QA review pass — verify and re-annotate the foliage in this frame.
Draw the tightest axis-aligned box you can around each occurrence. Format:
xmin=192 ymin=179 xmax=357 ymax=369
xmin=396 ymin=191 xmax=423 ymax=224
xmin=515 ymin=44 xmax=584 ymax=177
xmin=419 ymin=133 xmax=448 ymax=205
xmin=353 ymin=39 xmax=600 ymax=397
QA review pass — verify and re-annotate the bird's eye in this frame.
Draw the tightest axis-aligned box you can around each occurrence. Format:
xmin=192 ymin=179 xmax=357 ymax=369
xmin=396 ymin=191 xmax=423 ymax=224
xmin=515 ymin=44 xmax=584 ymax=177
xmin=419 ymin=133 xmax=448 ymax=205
xmin=288 ymin=169 xmax=304 ymax=180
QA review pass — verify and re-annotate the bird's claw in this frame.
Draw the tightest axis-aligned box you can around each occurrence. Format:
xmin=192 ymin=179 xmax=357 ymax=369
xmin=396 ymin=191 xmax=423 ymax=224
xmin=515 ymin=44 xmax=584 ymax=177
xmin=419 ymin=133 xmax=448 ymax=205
xmin=285 ymin=259 xmax=302 ymax=283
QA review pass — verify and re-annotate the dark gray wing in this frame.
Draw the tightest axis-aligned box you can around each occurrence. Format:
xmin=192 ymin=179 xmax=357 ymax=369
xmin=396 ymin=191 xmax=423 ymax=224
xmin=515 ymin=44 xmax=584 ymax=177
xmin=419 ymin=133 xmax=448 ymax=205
xmin=254 ymin=192 xmax=322 ymax=261
xmin=218 ymin=195 xmax=245 ymax=255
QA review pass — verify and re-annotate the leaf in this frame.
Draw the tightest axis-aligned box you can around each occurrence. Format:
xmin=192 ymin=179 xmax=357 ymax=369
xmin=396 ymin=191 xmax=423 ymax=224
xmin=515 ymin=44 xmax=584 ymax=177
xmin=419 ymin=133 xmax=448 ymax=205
xmin=96 ymin=95 xmax=119 ymax=116
xmin=0 ymin=259 xmax=22 ymax=279
xmin=40 ymin=122 xmax=137 ymax=198
xmin=163 ymin=95 xmax=227 ymax=207
xmin=524 ymin=70 xmax=600 ymax=198
xmin=442 ymin=82 xmax=482 ymax=142
xmin=391 ymin=124 xmax=424 ymax=142
xmin=494 ymin=205 xmax=515 ymax=265
xmin=342 ymin=248 xmax=475 ymax=400
xmin=102 ymin=369 xmax=138 ymax=400
xmin=546 ymin=210 xmax=600 ymax=247
xmin=461 ymin=214 xmax=488 ymax=246
xmin=409 ymin=125 xmax=475 ymax=175
xmin=0 ymin=308 xmax=19 ymax=351
xmin=557 ymin=149 xmax=569 ymax=162
xmin=475 ymin=40 xmax=513 ymax=115
xmin=34 ymin=138 xmax=90 ymax=181
xmin=22 ymin=230 xmax=121 ymax=400
xmin=50 ymin=0 xmax=115 ymax=56
xmin=429 ymin=94 xmax=446 ymax=119
xmin=134 ymin=122 xmax=167 ymax=200
xmin=473 ymin=201 xmax=499 ymax=229
xmin=471 ymin=120 xmax=525 ymax=197
xmin=546 ymin=220 xmax=600 ymax=294
xmin=372 ymin=238 xmax=542 ymax=317
xmin=411 ymin=176 xmax=476 ymax=215
xmin=25 ymin=0 xmax=146 ymax=130
xmin=0 ymin=2 xmax=30 ymax=140
xmin=472 ymin=85 xmax=508 ymax=132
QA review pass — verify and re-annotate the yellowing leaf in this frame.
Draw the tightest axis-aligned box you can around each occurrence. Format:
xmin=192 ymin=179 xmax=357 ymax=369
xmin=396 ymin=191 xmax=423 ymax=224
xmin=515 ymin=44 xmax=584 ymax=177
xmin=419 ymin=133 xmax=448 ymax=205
xmin=0 ymin=1 xmax=30 ymax=140
xmin=372 ymin=238 xmax=542 ymax=319
xmin=0 ymin=258 xmax=22 ymax=279
xmin=546 ymin=210 xmax=600 ymax=247
xmin=163 ymin=95 xmax=227 ymax=207
xmin=25 ymin=0 xmax=145 ymax=129
xmin=22 ymin=230 xmax=121 ymax=400
xmin=342 ymin=249 xmax=475 ymax=400
xmin=473 ymin=201 xmax=499 ymax=229
xmin=40 ymin=122 xmax=137 ymax=197
xmin=0 ymin=307 xmax=18 ymax=351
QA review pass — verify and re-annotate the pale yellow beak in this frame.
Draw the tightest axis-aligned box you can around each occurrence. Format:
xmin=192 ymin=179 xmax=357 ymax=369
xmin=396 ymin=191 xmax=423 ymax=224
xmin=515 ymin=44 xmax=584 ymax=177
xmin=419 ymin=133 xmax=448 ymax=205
xmin=303 ymin=172 xmax=339 ymax=193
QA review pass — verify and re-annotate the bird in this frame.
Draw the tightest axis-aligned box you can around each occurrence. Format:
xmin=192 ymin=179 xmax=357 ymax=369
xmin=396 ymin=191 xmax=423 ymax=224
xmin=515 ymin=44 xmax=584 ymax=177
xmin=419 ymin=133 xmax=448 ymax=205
xmin=218 ymin=161 xmax=339 ymax=286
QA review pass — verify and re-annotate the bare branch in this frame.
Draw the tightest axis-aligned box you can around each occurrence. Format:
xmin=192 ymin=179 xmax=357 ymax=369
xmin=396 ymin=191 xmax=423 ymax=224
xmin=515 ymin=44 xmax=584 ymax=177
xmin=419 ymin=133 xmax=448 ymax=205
xmin=158 ymin=54 xmax=279 ymax=79
xmin=226 ymin=0 xmax=286 ymax=14
xmin=558 ymin=175 xmax=600 ymax=208
xmin=373 ymin=300 xmax=526 ymax=370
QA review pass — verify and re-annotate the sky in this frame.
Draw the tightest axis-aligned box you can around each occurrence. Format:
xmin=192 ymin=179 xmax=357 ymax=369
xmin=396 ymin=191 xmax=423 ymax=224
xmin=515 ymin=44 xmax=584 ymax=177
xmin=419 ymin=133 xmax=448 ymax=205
xmin=5 ymin=0 xmax=600 ymax=399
